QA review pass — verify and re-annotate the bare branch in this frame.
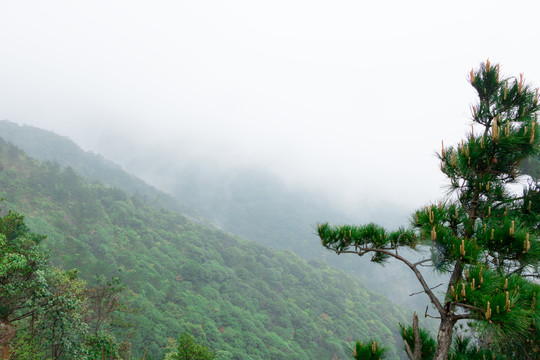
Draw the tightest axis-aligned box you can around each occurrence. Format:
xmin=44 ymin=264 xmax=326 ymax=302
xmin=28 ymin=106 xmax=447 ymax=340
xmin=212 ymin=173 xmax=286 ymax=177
xmin=409 ymin=283 xmax=443 ymax=297
xmin=453 ymin=313 xmax=472 ymax=320
xmin=403 ymin=339 xmax=415 ymax=360
xmin=424 ymin=305 xmax=441 ymax=320
xmin=400 ymin=313 xmax=422 ymax=360
xmin=412 ymin=312 xmax=422 ymax=360
xmin=413 ymin=258 xmax=433 ymax=267
xmin=444 ymin=261 xmax=463 ymax=314
xmin=9 ymin=309 xmax=36 ymax=323
xmin=324 ymin=245 xmax=446 ymax=316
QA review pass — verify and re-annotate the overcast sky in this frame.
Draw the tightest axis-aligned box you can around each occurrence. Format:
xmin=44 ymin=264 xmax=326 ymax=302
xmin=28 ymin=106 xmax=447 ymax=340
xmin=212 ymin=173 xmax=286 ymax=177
xmin=1 ymin=0 xmax=539 ymax=217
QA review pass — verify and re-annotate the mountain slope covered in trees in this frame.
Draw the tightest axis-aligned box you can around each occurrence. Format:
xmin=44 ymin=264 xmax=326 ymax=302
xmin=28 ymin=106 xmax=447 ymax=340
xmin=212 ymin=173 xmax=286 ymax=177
xmin=0 ymin=120 xmax=196 ymax=219
xmin=0 ymin=120 xmax=431 ymax=313
xmin=0 ymin=137 xmax=408 ymax=359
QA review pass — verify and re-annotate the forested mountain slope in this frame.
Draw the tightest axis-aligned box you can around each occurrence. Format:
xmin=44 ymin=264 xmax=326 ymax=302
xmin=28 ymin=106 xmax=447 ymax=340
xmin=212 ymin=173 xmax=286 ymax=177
xmin=0 ymin=137 xmax=408 ymax=359
xmin=0 ymin=120 xmax=196 ymax=219
xmin=0 ymin=120 xmax=431 ymax=313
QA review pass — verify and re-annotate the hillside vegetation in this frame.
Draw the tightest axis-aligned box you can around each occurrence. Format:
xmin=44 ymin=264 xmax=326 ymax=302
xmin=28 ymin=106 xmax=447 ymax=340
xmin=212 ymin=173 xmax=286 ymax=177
xmin=0 ymin=120 xmax=434 ymax=314
xmin=0 ymin=120 xmax=195 ymax=218
xmin=0 ymin=137 xmax=408 ymax=359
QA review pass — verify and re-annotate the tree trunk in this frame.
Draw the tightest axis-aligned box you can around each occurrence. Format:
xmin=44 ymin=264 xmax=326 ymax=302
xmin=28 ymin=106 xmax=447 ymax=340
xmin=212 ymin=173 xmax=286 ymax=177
xmin=433 ymin=316 xmax=456 ymax=360
xmin=0 ymin=321 xmax=15 ymax=360
xmin=404 ymin=312 xmax=422 ymax=360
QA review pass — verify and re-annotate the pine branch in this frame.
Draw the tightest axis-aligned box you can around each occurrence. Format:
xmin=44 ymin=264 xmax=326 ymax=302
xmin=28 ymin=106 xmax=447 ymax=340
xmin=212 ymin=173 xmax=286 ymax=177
xmin=452 ymin=302 xmax=484 ymax=313
xmin=424 ymin=306 xmax=440 ymax=320
xmin=409 ymin=283 xmax=443 ymax=297
xmin=453 ymin=313 xmax=472 ymax=321
xmin=413 ymin=258 xmax=433 ymax=267
xmin=322 ymin=244 xmax=446 ymax=316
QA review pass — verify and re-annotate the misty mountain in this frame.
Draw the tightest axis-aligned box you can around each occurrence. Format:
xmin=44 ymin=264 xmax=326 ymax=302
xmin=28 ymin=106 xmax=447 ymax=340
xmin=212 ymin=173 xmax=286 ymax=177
xmin=0 ymin=120 xmax=445 ymax=317
xmin=0 ymin=120 xmax=197 ymax=219
xmin=0 ymin=134 xmax=409 ymax=359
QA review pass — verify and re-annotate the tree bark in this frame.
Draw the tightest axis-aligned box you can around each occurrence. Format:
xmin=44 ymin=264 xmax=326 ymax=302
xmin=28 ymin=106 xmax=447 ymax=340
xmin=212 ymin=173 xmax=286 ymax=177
xmin=0 ymin=321 xmax=15 ymax=360
xmin=433 ymin=315 xmax=456 ymax=360
xmin=403 ymin=312 xmax=422 ymax=360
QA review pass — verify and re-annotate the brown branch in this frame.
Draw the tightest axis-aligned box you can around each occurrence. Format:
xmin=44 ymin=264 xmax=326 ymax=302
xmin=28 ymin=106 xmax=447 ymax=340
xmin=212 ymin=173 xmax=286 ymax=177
xmin=324 ymin=245 xmax=446 ymax=316
xmin=413 ymin=258 xmax=433 ymax=267
xmin=412 ymin=312 xmax=422 ymax=360
xmin=402 ymin=312 xmax=426 ymax=360
xmin=409 ymin=283 xmax=443 ymax=297
xmin=444 ymin=260 xmax=463 ymax=315
xmin=454 ymin=302 xmax=484 ymax=312
xmin=403 ymin=339 xmax=415 ymax=360
xmin=425 ymin=305 xmax=441 ymax=319
xmin=453 ymin=313 xmax=473 ymax=320
xmin=9 ymin=309 xmax=36 ymax=323
xmin=508 ymin=265 xmax=525 ymax=276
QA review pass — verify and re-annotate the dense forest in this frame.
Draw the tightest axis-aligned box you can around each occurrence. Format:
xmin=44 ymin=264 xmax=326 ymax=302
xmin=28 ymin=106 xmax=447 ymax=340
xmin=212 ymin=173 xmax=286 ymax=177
xmin=0 ymin=121 xmax=195 ymax=218
xmin=0 ymin=135 xmax=409 ymax=359
xmin=0 ymin=120 xmax=437 ymax=314
xmin=2 ymin=1 xmax=539 ymax=358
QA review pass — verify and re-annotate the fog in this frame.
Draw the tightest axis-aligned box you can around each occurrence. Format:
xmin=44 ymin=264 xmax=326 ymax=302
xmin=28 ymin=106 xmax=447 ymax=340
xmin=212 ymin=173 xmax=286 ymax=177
xmin=1 ymin=0 xmax=540 ymax=220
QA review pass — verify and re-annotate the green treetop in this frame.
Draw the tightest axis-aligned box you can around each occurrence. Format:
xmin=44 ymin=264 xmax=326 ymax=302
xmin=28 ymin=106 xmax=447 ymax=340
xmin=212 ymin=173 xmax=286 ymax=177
xmin=164 ymin=333 xmax=216 ymax=360
xmin=0 ymin=207 xmax=128 ymax=359
xmin=318 ymin=61 xmax=539 ymax=360
xmin=351 ymin=339 xmax=386 ymax=360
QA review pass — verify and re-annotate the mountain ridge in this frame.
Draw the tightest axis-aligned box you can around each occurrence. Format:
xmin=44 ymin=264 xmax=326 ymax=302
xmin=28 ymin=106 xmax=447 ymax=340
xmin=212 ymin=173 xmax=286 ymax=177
xmin=0 ymin=120 xmax=435 ymax=313
xmin=0 ymin=130 xmax=408 ymax=359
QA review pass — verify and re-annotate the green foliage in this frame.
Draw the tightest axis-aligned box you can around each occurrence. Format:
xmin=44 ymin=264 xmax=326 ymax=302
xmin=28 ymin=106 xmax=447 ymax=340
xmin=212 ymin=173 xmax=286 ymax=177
xmin=317 ymin=62 xmax=540 ymax=360
xmin=0 ymin=210 xmax=88 ymax=359
xmin=34 ymin=266 xmax=90 ymax=359
xmin=0 ymin=137 xmax=408 ymax=359
xmin=0 ymin=211 xmax=47 ymax=323
xmin=0 ymin=204 xmax=133 ymax=359
xmin=0 ymin=120 xmax=192 ymax=217
xmin=85 ymin=332 xmax=124 ymax=360
xmin=165 ymin=333 xmax=215 ymax=360
xmin=448 ymin=330 xmax=507 ymax=360
xmin=351 ymin=340 xmax=386 ymax=360
xmin=317 ymin=223 xmax=418 ymax=263
xmin=0 ymin=120 xmax=423 ymax=314
xmin=86 ymin=275 xmax=127 ymax=336
xmin=398 ymin=323 xmax=436 ymax=360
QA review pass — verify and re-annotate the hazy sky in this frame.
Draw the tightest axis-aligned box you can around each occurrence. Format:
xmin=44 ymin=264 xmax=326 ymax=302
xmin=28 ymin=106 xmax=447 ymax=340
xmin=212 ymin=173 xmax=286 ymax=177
xmin=1 ymin=0 xmax=539 ymax=216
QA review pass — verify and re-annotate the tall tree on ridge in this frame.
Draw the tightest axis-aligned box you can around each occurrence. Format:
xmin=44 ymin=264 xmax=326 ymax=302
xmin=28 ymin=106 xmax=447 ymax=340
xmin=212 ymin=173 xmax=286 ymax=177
xmin=317 ymin=61 xmax=539 ymax=360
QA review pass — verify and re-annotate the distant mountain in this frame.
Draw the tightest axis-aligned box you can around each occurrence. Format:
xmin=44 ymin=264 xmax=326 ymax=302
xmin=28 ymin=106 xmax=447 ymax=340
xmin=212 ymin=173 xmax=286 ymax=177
xmin=0 ymin=120 xmax=438 ymax=315
xmin=0 ymin=135 xmax=409 ymax=359
xmin=0 ymin=120 xmax=197 ymax=220
xmin=82 ymin=129 xmax=437 ymax=314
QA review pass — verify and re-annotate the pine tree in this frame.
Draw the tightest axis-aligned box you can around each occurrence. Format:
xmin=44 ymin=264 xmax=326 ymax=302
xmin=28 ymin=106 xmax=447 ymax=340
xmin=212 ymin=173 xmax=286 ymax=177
xmin=165 ymin=333 xmax=216 ymax=360
xmin=351 ymin=339 xmax=386 ymax=360
xmin=317 ymin=61 xmax=539 ymax=360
